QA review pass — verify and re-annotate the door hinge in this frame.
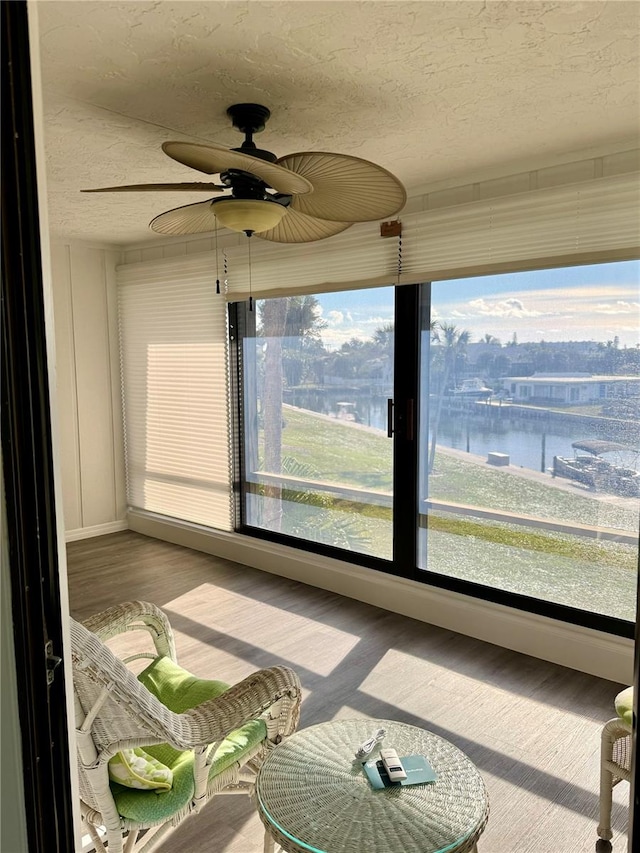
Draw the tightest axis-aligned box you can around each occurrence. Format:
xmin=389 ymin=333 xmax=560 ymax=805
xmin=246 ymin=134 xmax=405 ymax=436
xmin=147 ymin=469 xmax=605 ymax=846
xmin=45 ymin=640 xmax=62 ymax=686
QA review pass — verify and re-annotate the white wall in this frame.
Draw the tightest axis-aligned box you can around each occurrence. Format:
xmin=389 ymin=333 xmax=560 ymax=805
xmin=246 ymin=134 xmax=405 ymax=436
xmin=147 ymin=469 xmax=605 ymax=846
xmin=50 ymin=241 xmax=127 ymax=539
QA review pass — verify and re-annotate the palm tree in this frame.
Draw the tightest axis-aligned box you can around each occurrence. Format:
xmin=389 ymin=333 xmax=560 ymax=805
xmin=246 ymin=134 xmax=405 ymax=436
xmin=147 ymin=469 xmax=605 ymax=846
xmin=428 ymin=323 xmax=471 ymax=474
xmin=373 ymin=323 xmax=395 ymax=351
xmin=262 ymin=298 xmax=288 ymax=531
xmin=259 ymin=296 xmax=329 ymax=531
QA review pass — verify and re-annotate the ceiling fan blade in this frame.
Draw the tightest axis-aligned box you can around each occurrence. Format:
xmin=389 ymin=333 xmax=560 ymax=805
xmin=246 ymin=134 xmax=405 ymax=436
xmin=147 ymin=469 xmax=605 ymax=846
xmin=82 ymin=182 xmax=225 ymax=192
xmin=276 ymin=152 xmax=406 ymax=222
xmin=256 ymin=207 xmax=353 ymax=243
xmin=162 ymin=141 xmax=313 ymax=196
xmin=150 ymin=200 xmax=220 ymax=236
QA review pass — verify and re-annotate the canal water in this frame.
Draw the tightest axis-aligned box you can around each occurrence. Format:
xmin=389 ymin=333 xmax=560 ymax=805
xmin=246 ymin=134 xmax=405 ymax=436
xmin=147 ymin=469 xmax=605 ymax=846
xmin=285 ymin=388 xmax=640 ymax=474
xmin=435 ymin=414 xmax=613 ymax=473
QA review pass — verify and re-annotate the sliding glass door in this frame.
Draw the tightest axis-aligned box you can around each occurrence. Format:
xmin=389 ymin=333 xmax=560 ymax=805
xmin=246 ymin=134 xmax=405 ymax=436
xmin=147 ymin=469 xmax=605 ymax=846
xmin=239 ymin=288 xmax=396 ymax=560
xmin=235 ymin=259 xmax=638 ymax=632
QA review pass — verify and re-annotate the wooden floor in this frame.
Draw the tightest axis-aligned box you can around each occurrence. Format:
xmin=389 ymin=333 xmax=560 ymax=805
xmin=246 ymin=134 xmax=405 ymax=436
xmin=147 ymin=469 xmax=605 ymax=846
xmin=67 ymin=531 xmax=630 ymax=853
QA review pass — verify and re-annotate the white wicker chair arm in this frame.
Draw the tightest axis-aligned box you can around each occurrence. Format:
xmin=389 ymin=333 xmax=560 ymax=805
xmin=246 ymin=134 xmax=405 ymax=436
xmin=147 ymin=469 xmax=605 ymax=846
xmin=81 ymin=600 xmax=177 ymax=661
xmin=73 ymin=615 xmax=300 ymax=754
xmin=602 ymin=716 xmax=632 ymax=738
xmin=175 ymin=665 xmax=302 ymax=749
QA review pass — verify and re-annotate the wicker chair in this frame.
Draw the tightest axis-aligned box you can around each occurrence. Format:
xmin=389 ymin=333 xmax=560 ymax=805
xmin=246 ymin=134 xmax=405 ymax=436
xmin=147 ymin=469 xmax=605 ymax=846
xmin=596 ymin=687 xmax=633 ymax=852
xmin=71 ymin=600 xmax=301 ymax=853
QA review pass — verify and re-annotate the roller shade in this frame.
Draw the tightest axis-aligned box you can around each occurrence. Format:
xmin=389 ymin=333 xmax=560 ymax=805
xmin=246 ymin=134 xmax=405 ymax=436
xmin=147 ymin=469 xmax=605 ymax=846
xmin=117 ymin=253 xmax=232 ymax=530
xmin=224 ymin=172 xmax=640 ymax=299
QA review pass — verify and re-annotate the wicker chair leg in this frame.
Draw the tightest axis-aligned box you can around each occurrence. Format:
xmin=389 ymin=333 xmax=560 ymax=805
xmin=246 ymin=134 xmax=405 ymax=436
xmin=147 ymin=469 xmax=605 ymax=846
xmin=84 ymin=821 xmax=108 ymax=853
xmin=597 ymin=762 xmax=614 ymax=842
xmin=123 ymin=828 xmax=140 ymax=853
xmin=597 ymin=723 xmax=617 ymax=843
xmin=263 ymin=828 xmax=275 ymax=853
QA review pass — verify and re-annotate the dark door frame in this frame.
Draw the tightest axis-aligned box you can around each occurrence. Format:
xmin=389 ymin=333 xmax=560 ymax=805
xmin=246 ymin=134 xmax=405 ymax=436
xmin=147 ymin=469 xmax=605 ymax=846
xmin=630 ymin=545 xmax=639 ymax=850
xmin=1 ymin=2 xmax=75 ymax=851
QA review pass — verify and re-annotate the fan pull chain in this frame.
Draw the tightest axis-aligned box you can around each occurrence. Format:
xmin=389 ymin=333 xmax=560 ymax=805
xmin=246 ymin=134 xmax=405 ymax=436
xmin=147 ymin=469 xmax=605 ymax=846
xmin=223 ymin=250 xmax=228 ymax=296
xmin=396 ymin=232 xmax=403 ymax=285
xmin=247 ymin=233 xmax=253 ymax=312
xmin=214 ymin=217 xmax=221 ymax=294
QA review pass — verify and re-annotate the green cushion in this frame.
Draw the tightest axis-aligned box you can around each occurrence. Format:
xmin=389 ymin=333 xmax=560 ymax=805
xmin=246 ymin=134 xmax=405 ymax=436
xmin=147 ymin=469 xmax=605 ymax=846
xmin=110 ymin=750 xmax=194 ymax=824
xmin=615 ymin=686 xmax=634 ymax=727
xmin=138 ymin=656 xmax=230 ymax=713
xmin=110 ymin=656 xmax=267 ymax=823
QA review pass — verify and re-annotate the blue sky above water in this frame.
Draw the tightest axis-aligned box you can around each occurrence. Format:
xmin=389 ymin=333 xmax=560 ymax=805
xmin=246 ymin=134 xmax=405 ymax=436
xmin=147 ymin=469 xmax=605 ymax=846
xmin=315 ymin=260 xmax=640 ymax=350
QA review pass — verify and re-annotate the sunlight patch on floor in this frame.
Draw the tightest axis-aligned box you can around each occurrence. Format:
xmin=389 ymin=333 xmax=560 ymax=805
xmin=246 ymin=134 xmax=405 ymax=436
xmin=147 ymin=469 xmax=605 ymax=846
xmin=163 ymin=583 xmax=362 ymax=677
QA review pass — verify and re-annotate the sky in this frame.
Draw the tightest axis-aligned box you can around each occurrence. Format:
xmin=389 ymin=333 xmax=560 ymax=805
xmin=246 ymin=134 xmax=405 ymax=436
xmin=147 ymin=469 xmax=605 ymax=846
xmin=313 ymin=260 xmax=640 ymax=351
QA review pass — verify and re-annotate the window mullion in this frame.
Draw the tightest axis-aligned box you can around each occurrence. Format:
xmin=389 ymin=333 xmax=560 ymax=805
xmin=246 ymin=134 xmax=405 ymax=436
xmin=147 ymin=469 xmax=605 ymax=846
xmin=392 ymin=284 xmax=421 ymax=575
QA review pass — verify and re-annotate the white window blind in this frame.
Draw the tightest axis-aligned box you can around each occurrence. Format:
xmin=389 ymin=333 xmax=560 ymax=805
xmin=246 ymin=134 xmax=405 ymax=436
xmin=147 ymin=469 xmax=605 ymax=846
xmin=117 ymin=254 xmax=232 ymax=531
xmin=224 ymin=172 xmax=640 ymax=299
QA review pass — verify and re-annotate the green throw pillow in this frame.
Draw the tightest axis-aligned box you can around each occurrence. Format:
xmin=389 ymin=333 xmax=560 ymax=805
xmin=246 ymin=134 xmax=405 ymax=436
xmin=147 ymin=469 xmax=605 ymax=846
xmin=615 ymin=686 xmax=634 ymax=727
xmin=108 ymin=747 xmax=173 ymax=791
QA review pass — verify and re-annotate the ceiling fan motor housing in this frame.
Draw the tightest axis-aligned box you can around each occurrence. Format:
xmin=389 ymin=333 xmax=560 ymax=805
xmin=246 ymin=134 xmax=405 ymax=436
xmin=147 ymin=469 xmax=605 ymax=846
xmin=221 ymin=169 xmax=269 ymax=199
xmin=220 ymin=170 xmax=291 ymax=208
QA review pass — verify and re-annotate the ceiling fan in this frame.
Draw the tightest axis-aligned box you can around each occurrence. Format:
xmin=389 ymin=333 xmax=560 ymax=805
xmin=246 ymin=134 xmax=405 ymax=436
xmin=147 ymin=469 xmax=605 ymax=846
xmin=83 ymin=103 xmax=406 ymax=243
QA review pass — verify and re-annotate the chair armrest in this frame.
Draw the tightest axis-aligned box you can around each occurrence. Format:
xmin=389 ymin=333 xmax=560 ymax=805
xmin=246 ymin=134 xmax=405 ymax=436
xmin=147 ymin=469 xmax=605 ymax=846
xmin=82 ymin=600 xmax=177 ymax=662
xmin=174 ymin=665 xmax=301 ymax=749
xmin=72 ymin=616 xmax=300 ymax=765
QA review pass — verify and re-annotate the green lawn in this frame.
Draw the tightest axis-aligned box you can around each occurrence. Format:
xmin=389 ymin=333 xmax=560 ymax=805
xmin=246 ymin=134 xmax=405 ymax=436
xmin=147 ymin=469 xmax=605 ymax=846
xmin=279 ymin=405 xmax=638 ymax=532
xmin=254 ymin=405 xmax=639 ymax=618
xmin=281 ymin=407 xmax=393 ymax=490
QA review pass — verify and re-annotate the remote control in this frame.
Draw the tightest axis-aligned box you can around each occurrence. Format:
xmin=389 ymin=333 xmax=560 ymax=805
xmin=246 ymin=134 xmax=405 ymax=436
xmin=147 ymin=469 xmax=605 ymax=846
xmin=380 ymin=747 xmax=407 ymax=781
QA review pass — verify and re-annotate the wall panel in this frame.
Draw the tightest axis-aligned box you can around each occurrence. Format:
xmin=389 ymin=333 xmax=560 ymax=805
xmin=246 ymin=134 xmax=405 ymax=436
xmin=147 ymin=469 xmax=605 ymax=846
xmin=50 ymin=241 xmax=126 ymax=537
xmin=50 ymin=242 xmax=82 ymax=531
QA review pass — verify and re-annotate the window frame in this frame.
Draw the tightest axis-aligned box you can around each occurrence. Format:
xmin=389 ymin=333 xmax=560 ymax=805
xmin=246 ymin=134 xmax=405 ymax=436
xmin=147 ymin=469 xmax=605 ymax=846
xmin=231 ymin=275 xmax=637 ymax=640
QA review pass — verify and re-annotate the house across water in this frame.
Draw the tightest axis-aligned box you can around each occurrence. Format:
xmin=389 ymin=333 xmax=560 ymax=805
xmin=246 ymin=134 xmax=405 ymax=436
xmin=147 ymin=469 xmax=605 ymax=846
xmin=502 ymin=372 xmax=640 ymax=406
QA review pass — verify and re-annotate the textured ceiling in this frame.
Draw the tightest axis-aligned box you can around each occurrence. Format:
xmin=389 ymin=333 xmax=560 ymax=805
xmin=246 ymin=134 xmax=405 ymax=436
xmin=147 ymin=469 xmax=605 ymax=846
xmin=36 ymin=0 xmax=640 ymax=245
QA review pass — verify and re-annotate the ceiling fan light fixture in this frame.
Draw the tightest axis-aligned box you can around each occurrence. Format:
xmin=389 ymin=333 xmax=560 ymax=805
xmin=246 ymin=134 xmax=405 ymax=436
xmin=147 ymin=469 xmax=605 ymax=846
xmin=212 ymin=198 xmax=287 ymax=234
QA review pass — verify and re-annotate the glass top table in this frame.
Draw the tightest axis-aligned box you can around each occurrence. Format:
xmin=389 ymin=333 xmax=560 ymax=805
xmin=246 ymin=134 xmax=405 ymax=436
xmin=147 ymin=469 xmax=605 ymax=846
xmin=256 ymin=718 xmax=489 ymax=853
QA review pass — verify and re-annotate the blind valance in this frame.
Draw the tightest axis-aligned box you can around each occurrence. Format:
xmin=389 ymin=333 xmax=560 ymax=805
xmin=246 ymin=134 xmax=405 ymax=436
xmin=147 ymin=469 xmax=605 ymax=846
xmin=223 ymin=172 xmax=640 ymax=300
xmin=117 ymin=253 xmax=232 ymax=531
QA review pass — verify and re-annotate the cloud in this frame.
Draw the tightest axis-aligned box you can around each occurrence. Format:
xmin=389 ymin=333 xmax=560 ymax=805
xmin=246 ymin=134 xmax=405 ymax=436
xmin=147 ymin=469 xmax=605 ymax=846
xmin=464 ymin=297 xmax=543 ymax=318
xmin=362 ymin=315 xmax=390 ymax=326
xmin=325 ymin=310 xmax=344 ymax=326
xmin=319 ymin=309 xmax=391 ymax=350
xmin=534 ymin=284 xmax=639 ymax=301
xmin=592 ymin=301 xmax=640 ymax=316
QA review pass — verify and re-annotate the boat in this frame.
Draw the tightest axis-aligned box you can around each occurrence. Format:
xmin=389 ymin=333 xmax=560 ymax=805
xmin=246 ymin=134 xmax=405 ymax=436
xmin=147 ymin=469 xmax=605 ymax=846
xmin=552 ymin=440 xmax=640 ymax=497
xmin=334 ymin=401 xmax=359 ymax=422
xmin=451 ymin=378 xmax=493 ymax=400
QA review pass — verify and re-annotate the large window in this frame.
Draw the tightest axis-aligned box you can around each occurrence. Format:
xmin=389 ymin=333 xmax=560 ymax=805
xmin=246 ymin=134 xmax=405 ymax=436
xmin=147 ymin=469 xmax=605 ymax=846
xmin=236 ymin=260 xmax=639 ymax=630
xmin=419 ymin=261 xmax=639 ymax=624
xmin=239 ymin=289 xmax=395 ymax=559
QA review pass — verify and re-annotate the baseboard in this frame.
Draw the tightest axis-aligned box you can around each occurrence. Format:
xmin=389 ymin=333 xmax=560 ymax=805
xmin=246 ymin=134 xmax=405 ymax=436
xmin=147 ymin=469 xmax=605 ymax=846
xmin=65 ymin=520 xmax=128 ymax=542
xmin=127 ymin=509 xmax=634 ymax=684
